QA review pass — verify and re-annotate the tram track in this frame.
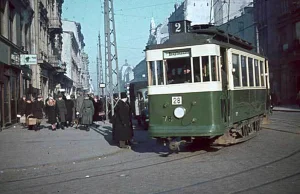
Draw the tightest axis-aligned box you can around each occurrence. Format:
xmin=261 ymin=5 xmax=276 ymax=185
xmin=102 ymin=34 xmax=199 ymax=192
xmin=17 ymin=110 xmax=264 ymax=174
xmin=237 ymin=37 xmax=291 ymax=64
xmin=154 ymin=148 xmax=300 ymax=194
xmin=0 ymin=148 xmax=209 ymax=192
xmin=1 ymin=121 xmax=299 ymax=193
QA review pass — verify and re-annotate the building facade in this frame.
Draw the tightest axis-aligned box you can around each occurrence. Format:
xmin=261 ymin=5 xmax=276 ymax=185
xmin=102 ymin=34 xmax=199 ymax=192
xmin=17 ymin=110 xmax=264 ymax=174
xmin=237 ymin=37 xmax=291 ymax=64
xmin=0 ymin=0 xmax=34 ymax=127
xmin=30 ymin=0 xmax=66 ymax=99
xmin=254 ymin=0 xmax=300 ymax=104
xmin=61 ymin=19 xmax=88 ymax=96
xmin=119 ymin=60 xmax=134 ymax=92
xmin=214 ymin=0 xmax=253 ymax=26
xmin=217 ymin=6 xmax=256 ymax=51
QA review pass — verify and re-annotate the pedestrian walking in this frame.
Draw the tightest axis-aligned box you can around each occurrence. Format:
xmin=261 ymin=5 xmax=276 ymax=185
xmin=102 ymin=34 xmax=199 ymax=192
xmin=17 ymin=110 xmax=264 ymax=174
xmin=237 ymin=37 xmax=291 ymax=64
xmin=25 ymin=97 xmax=34 ymax=130
xmin=56 ymin=93 xmax=67 ymax=129
xmin=32 ymin=95 xmax=44 ymax=131
xmin=18 ymin=95 xmax=27 ymax=126
xmin=65 ymin=95 xmax=74 ymax=128
xmin=93 ymin=95 xmax=103 ymax=124
xmin=112 ymin=92 xmax=133 ymax=149
xmin=76 ymin=92 xmax=84 ymax=120
xmin=70 ymin=94 xmax=76 ymax=125
xmin=80 ymin=94 xmax=95 ymax=131
xmin=46 ymin=97 xmax=57 ymax=131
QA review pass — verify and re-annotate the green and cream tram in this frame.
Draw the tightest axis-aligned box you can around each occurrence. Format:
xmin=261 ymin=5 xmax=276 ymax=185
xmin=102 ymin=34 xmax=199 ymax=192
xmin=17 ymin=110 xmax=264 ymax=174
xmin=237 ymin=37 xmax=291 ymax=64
xmin=145 ymin=25 xmax=270 ymax=151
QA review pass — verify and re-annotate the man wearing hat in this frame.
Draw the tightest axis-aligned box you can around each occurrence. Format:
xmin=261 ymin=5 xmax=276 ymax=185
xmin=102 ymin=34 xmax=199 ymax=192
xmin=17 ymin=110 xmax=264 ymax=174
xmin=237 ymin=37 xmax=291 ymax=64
xmin=32 ymin=95 xmax=44 ymax=130
xmin=56 ymin=93 xmax=67 ymax=129
xmin=112 ymin=92 xmax=133 ymax=148
xmin=80 ymin=93 xmax=94 ymax=131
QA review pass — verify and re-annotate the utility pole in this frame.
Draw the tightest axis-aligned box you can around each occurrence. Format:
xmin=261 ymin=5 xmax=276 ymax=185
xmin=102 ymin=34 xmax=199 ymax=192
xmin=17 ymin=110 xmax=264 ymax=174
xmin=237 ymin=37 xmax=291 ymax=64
xmin=98 ymin=33 xmax=104 ymax=96
xmin=104 ymin=0 xmax=120 ymax=117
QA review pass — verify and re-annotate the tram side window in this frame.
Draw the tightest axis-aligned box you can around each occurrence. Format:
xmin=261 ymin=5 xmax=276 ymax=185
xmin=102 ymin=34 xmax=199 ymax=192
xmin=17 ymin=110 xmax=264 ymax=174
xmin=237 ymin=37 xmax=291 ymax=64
xmin=232 ymin=54 xmax=240 ymax=87
xmin=202 ymin=56 xmax=210 ymax=82
xmin=260 ymin=61 xmax=265 ymax=86
xmin=210 ymin=56 xmax=220 ymax=81
xmin=149 ymin=61 xmax=156 ymax=86
xmin=248 ymin=57 xmax=254 ymax=86
xmin=254 ymin=59 xmax=259 ymax=86
xmin=157 ymin=60 xmax=164 ymax=85
xmin=193 ymin=57 xmax=201 ymax=82
xmin=241 ymin=56 xmax=247 ymax=86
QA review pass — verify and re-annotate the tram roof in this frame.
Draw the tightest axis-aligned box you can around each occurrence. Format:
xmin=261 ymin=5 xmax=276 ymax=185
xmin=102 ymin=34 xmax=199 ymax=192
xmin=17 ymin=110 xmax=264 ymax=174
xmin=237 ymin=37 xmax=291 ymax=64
xmin=145 ymin=28 xmax=266 ymax=58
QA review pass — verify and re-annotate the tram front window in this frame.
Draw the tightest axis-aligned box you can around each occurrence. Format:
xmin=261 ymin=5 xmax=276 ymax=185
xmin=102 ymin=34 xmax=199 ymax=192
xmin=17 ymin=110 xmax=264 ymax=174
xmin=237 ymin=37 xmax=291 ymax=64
xmin=166 ymin=58 xmax=191 ymax=84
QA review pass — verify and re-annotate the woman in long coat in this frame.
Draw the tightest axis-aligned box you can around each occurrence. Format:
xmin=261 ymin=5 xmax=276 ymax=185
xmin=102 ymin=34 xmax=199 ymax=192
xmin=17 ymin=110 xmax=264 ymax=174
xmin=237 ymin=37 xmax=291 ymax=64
xmin=65 ymin=95 xmax=74 ymax=127
xmin=25 ymin=98 xmax=34 ymax=130
xmin=93 ymin=95 xmax=103 ymax=122
xmin=46 ymin=97 xmax=57 ymax=130
xmin=32 ymin=95 xmax=44 ymax=131
xmin=56 ymin=94 xmax=67 ymax=130
xmin=18 ymin=95 xmax=27 ymax=116
xmin=80 ymin=94 xmax=94 ymax=131
xmin=113 ymin=92 xmax=133 ymax=148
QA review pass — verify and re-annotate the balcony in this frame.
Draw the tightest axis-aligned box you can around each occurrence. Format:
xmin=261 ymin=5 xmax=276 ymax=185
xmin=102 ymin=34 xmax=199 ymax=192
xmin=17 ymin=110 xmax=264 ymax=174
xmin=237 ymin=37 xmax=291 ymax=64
xmin=49 ymin=17 xmax=62 ymax=33
xmin=49 ymin=55 xmax=66 ymax=73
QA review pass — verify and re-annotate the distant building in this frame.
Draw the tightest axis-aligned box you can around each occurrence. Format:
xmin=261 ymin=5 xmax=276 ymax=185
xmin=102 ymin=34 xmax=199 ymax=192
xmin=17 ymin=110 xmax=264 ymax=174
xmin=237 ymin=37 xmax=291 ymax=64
xmin=217 ymin=6 xmax=256 ymax=51
xmin=119 ymin=60 xmax=134 ymax=92
xmin=254 ymin=0 xmax=300 ymax=104
xmin=214 ymin=0 xmax=253 ymax=26
xmin=62 ymin=20 xmax=88 ymax=95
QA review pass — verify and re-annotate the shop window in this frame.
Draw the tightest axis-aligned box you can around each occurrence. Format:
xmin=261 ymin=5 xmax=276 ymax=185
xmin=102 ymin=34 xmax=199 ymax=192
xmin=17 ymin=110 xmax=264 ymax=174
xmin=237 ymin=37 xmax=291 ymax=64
xmin=8 ymin=3 xmax=15 ymax=42
xmin=0 ymin=0 xmax=5 ymax=35
xmin=248 ymin=57 xmax=254 ymax=86
xmin=232 ymin=54 xmax=240 ymax=87
xmin=241 ymin=55 xmax=247 ymax=86
xmin=254 ymin=59 xmax=259 ymax=86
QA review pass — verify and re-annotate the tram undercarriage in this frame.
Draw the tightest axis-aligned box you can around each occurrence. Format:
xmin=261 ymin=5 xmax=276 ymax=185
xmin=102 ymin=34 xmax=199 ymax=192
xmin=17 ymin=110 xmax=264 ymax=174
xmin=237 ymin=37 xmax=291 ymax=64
xmin=156 ymin=115 xmax=266 ymax=152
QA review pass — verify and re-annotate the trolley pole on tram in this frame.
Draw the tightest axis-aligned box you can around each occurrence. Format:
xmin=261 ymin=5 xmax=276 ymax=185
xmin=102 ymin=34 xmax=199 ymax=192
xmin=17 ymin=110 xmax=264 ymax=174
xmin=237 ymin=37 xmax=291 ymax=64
xmin=104 ymin=0 xmax=120 ymax=117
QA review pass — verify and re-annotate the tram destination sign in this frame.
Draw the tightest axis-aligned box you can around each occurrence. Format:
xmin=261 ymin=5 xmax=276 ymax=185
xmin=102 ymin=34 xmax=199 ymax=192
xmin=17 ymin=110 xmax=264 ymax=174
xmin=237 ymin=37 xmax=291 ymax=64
xmin=163 ymin=49 xmax=191 ymax=59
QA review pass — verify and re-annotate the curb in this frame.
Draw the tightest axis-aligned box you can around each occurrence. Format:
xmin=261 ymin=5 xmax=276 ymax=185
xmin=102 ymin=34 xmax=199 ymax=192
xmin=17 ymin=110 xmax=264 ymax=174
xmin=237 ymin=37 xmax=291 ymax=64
xmin=272 ymin=109 xmax=300 ymax=113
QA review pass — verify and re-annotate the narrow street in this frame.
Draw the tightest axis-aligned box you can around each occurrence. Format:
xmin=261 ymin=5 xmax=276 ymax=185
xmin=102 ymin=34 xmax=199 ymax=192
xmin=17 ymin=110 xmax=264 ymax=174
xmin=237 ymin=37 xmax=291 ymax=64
xmin=0 ymin=111 xmax=299 ymax=194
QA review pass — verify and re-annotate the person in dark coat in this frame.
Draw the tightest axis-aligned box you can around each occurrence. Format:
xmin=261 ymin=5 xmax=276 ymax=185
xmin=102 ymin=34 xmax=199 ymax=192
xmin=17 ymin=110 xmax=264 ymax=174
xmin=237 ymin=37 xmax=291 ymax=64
xmin=25 ymin=97 xmax=34 ymax=130
xmin=46 ymin=97 xmax=57 ymax=130
xmin=80 ymin=94 xmax=95 ymax=131
xmin=32 ymin=95 xmax=44 ymax=131
xmin=70 ymin=94 xmax=76 ymax=125
xmin=92 ymin=95 xmax=103 ymax=123
xmin=76 ymin=92 xmax=84 ymax=117
xmin=18 ymin=95 xmax=27 ymax=116
xmin=113 ymin=92 xmax=133 ymax=148
xmin=65 ymin=95 xmax=74 ymax=128
xmin=56 ymin=93 xmax=67 ymax=130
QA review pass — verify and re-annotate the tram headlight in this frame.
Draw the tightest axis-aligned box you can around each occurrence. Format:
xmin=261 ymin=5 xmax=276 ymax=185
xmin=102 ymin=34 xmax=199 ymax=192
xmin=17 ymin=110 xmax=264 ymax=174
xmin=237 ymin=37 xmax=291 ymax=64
xmin=174 ymin=107 xmax=186 ymax=119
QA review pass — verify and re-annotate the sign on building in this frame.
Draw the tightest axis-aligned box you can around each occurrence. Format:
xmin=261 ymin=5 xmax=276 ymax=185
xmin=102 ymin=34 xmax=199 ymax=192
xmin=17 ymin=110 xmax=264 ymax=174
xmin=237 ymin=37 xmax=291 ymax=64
xmin=20 ymin=54 xmax=37 ymax=65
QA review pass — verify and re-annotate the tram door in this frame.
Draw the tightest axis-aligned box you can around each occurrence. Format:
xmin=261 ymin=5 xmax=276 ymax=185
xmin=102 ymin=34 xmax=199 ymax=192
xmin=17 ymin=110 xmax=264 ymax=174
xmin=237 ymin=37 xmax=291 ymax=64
xmin=221 ymin=48 xmax=230 ymax=124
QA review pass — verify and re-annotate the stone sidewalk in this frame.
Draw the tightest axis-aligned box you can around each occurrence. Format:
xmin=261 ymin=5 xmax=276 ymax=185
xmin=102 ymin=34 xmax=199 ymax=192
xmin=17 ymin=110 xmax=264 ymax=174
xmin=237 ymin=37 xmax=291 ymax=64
xmin=0 ymin=121 xmax=121 ymax=170
xmin=273 ymin=105 xmax=300 ymax=112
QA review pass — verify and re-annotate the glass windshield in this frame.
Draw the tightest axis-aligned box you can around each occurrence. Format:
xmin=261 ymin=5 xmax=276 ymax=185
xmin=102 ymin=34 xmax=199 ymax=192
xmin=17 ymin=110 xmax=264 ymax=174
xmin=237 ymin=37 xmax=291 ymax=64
xmin=147 ymin=55 xmax=220 ymax=86
xmin=166 ymin=57 xmax=191 ymax=84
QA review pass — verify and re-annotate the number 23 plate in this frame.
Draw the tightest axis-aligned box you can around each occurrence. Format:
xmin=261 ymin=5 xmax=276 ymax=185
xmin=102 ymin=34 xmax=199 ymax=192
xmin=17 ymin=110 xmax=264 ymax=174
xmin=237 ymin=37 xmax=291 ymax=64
xmin=172 ymin=96 xmax=182 ymax=105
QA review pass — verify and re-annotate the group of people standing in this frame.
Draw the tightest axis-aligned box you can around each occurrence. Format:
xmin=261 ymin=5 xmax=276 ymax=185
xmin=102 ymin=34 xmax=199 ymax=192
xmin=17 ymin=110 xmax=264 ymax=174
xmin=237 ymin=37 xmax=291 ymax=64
xmin=17 ymin=91 xmax=135 ymax=149
xmin=18 ymin=92 xmax=104 ymax=131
